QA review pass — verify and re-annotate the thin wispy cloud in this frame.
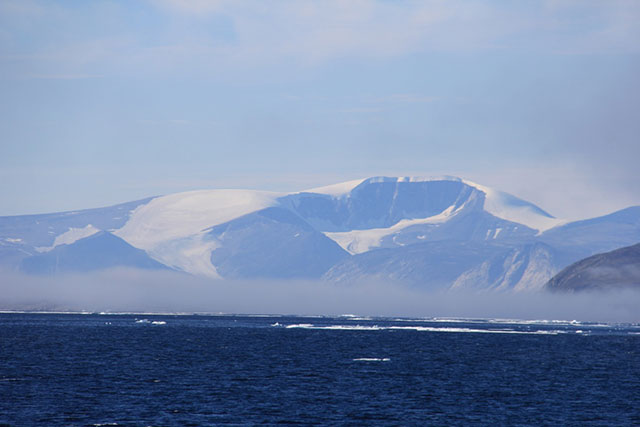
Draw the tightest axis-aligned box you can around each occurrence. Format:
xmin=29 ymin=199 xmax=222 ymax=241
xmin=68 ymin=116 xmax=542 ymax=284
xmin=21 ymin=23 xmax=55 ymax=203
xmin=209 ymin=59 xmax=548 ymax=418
xmin=0 ymin=0 xmax=639 ymax=217
xmin=2 ymin=1 xmax=639 ymax=79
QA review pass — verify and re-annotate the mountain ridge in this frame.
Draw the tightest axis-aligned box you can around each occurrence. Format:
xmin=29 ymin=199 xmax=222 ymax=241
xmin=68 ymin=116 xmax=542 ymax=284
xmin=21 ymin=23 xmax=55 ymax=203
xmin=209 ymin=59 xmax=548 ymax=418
xmin=2 ymin=176 xmax=639 ymax=292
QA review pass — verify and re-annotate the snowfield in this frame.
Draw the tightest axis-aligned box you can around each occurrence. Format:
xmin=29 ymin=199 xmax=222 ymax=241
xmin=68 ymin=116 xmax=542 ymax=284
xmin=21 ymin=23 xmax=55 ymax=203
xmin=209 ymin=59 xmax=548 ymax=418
xmin=114 ymin=189 xmax=282 ymax=275
xmin=109 ymin=176 xmax=568 ymax=275
xmin=326 ymin=204 xmax=465 ymax=254
xmin=36 ymin=224 xmax=100 ymax=252
xmin=4 ymin=175 xmax=638 ymax=292
xmin=302 ymin=178 xmax=366 ymax=197
xmin=461 ymin=179 xmax=567 ymax=233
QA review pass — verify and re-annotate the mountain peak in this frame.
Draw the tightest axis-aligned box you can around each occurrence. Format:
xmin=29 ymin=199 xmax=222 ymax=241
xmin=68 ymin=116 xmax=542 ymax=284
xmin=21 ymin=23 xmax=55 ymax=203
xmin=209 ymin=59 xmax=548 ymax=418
xmin=303 ymin=175 xmax=563 ymax=233
xmin=3 ymin=175 xmax=640 ymax=291
xmin=303 ymin=175 xmax=466 ymax=197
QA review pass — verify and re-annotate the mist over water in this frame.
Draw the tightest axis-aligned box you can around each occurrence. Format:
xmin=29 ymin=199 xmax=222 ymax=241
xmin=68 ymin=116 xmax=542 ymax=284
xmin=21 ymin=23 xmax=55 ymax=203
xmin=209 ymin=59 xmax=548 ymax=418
xmin=1 ymin=269 xmax=638 ymax=323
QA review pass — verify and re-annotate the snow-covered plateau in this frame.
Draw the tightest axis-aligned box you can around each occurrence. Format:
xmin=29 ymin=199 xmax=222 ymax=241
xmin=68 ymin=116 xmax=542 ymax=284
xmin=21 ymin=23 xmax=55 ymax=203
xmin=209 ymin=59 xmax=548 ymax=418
xmin=2 ymin=176 xmax=639 ymax=292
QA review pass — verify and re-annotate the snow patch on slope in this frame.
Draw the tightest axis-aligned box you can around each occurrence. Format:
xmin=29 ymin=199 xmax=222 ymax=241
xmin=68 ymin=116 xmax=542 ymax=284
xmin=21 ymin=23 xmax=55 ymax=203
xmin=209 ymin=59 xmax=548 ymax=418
xmin=147 ymin=232 xmax=221 ymax=278
xmin=115 ymin=190 xmax=281 ymax=249
xmin=303 ymin=178 xmax=366 ymax=197
xmin=326 ymin=204 xmax=463 ymax=254
xmin=114 ymin=189 xmax=281 ymax=275
xmin=363 ymin=175 xmax=460 ymax=184
xmin=461 ymin=179 xmax=566 ymax=233
xmin=327 ymin=176 xmax=566 ymax=233
xmin=36 ymin=224 xmax=100 ymax=252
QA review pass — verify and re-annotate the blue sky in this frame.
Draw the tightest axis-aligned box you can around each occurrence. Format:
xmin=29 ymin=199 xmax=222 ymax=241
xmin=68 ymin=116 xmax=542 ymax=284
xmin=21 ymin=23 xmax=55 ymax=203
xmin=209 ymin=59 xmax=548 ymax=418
xmin=1 ymin=0 xmax=639 ymax=219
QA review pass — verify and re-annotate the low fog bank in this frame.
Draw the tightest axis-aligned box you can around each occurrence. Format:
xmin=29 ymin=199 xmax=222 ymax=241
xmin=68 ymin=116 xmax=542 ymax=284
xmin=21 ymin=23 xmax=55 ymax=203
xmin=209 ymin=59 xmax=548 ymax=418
xmin=1 ymin=269 xmax=638 ymax=323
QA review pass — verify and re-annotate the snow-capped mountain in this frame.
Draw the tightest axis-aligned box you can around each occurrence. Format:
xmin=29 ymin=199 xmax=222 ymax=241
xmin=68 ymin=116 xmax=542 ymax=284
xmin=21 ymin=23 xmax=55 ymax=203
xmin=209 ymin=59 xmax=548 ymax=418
xmin=2 ymin=176 xmax=639 ymax=292
xmin=282 ymin=176 xmax=564 ymax=254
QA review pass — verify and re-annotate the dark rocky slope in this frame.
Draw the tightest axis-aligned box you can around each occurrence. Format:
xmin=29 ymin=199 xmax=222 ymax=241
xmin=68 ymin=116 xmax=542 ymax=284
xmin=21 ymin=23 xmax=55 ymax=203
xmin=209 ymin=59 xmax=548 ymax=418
xmin=545 ymin=243 xmax=640 ymax=292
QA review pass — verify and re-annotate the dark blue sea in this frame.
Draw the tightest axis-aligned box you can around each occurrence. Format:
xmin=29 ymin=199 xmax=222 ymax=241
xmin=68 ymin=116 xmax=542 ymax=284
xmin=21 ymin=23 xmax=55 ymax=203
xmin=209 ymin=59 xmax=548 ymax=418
xmin=0 ymin=313 xmax=638 ymax=426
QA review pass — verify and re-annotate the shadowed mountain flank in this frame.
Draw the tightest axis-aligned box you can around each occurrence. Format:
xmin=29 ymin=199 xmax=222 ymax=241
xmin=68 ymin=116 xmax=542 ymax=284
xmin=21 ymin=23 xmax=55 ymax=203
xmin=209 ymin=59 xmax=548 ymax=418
xmin=545 ymin=243 xmax=640 ymax=292
xmin=2 ymin=177 xmax=639 ymax=292
xmin=20 ymin=231 xmax=169 ymax=275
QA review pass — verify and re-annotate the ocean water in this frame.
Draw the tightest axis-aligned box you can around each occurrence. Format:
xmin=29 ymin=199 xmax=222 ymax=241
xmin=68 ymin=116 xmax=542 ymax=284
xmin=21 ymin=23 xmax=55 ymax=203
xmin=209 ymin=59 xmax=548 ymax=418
xmin=0 ymin=313 xmax=638 ymax=426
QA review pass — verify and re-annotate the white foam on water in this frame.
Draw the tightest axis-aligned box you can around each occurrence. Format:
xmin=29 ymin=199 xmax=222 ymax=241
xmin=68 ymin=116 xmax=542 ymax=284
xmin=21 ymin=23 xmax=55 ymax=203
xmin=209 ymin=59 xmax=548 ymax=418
xmin=486 ymin=318 xmax=612 ymax=328
xmin=283 ymin=324 xmax=563 ymax=334
xmin=391 ymin=317 xmax=485 ymax=324
xmin=388 ymin=326 xmax=563 ymax=334
xmin=285 ymin=324 xmax=383 ymax=330
xmin=151 ymin=321 xmax=167 ymax=325
xmin=353 ymin=358 xmax=391 ymax=362
xmin=285 ymin=323 xmax=315 ymax=329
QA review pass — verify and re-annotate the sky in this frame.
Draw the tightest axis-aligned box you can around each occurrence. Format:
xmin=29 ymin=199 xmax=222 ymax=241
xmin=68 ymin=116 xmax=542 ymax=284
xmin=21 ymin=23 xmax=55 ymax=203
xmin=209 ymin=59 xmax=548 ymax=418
xmin=1 ymin=0 xmax=639 ymax=219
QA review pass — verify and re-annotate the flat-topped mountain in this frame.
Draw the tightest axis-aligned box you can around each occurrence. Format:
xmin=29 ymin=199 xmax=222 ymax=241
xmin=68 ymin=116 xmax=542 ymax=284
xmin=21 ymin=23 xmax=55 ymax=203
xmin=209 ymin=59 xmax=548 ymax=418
xmin=2 ymin=176 xmax=639 ymax=292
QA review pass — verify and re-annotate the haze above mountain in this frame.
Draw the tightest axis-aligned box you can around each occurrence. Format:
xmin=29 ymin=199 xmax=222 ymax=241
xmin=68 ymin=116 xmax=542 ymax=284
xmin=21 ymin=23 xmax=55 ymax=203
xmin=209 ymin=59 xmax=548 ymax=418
xmin=2 ymin=176 xmax=639 ymax=293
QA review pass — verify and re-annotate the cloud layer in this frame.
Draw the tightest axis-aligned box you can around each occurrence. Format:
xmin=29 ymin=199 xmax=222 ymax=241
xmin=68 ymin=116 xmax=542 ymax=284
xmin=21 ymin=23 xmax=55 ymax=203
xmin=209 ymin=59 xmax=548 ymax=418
xmin=2 ymin=269 xmax=639 ymax=323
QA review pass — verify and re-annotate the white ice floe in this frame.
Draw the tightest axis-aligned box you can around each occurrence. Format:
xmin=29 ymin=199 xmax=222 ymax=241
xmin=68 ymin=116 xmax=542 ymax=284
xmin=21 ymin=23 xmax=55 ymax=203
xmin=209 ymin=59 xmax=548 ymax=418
xmin=36 ymin=224 xmax=100 ymax=252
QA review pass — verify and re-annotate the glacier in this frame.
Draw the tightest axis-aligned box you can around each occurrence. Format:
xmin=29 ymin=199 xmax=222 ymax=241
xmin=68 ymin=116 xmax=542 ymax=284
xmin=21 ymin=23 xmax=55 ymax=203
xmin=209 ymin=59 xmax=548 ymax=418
xmin=1 ymin=176 xmax=639 ymax=292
